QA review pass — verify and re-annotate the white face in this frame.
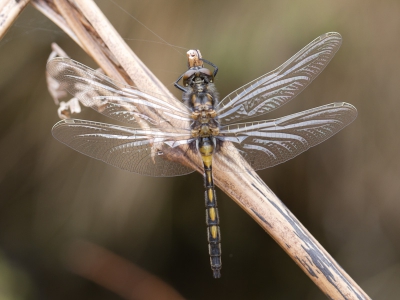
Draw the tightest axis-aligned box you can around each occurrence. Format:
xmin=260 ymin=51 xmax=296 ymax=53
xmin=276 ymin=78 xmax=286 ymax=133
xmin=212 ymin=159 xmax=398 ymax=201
xmin=186 ymin=49 xmax=203 ymax=68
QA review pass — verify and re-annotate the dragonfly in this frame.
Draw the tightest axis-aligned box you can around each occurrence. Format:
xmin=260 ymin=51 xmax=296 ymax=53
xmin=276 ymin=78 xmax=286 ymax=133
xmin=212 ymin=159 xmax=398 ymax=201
xmin=47 ymin=32 xmax=357 ymax=278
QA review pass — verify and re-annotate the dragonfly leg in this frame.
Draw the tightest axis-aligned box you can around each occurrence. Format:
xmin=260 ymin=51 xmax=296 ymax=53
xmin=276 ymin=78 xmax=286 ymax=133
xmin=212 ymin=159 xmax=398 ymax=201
xmin=201 ymin=58 xmax=219 ymax=78
xmin=174 ymin=72 xmax=187 ymax=92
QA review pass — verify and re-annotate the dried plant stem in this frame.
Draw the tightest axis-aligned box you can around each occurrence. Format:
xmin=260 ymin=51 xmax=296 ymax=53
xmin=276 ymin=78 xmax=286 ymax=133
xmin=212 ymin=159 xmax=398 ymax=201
xmin=1 ymin=0 xmax=370 ymax=298
xmin=31 ymin=0 xmax=81 ymax=46
xmin=55 ymin=0 xmax=126 ymax=82
xmin=74 ymin=0 xmax=174 ymax=100
xmin=0 ymin=0 xmax=30 ymax=39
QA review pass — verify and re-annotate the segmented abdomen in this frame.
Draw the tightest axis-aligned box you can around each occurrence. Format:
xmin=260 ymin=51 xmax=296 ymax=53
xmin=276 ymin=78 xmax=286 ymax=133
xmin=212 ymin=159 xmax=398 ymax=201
xmin=199 ymin=137 xmax=222 ymax=278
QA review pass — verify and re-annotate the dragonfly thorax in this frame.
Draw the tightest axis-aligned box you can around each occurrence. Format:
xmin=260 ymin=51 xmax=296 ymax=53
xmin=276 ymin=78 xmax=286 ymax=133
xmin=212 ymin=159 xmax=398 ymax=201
xmin=181 ymin=63 xmax=220 ymax=139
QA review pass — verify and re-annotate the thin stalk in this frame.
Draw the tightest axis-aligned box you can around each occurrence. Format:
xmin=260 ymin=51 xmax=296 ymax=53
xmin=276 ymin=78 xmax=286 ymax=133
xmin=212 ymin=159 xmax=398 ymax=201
xmin=0 ymin=0 xmax=30 ymax=39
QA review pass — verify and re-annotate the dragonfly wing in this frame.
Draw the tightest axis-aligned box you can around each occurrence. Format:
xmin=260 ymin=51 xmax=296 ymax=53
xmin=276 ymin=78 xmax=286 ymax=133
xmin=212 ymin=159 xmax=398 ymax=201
xmin=215 ymin=102 xmax=357 ymax=172
xmin=52 ymin=119 xmax=196 ymax=177
xmin=217 ymin=32 xmax=342 ymax=124
xmin=47 ymin=57 xmax=191 ymax=128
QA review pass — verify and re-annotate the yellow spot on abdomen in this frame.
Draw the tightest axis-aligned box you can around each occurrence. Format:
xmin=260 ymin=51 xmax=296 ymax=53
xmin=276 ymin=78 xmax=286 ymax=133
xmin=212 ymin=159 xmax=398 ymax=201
xmin=202 ymin=155 xmax=212 ymax=168
xmin=210 ymin=226 xmax=218 ymax=239
xmin=208 ymin=208 xmax=216 ymax=221
xmin=206 ymin=170 xmax=212 ymax=184
xmin=208 ymin=188 xmax=214 ymax=202
xmin=200 ymin=144 xmax=213 ymax=156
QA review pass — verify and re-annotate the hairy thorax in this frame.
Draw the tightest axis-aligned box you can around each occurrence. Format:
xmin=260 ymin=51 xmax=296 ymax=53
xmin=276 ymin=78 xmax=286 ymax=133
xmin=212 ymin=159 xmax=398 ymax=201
xmin=183 ymin=77 xmax=220 ymax=138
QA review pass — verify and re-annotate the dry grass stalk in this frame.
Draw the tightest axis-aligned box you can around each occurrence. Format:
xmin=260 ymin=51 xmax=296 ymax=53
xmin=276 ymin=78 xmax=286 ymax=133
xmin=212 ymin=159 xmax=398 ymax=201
xmin=0 ymin=0 xmax=30 ymax=38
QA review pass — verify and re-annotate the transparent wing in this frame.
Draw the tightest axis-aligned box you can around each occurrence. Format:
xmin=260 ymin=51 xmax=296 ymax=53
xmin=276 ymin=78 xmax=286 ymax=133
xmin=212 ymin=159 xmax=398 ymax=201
xmin=52 ymin=119 xmax=197 ymax=177
xmin=217 ymin=32 xmax=342 ymax=124
xmin=215 ymin=102 xmax=357 ymax=172
xmin=47 ymin=57 xmax=191 ymax=128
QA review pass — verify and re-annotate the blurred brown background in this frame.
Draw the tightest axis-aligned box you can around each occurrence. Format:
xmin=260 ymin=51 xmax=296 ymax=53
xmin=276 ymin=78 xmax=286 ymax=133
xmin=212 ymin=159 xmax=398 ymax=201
xmin=1 ymin=0 xmax=399 ymax=299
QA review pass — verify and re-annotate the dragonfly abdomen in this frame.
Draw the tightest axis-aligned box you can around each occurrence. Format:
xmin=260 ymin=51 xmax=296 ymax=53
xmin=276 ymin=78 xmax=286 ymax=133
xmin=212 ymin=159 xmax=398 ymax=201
xmin=199 ymin=137 xmax=222 ymax=278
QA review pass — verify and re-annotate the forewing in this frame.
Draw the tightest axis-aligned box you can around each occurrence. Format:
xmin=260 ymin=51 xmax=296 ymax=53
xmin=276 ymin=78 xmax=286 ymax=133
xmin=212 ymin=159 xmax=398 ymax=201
xmin=47 ymin=57 xmax=191 ymax=128
xmin=217 ymin=32 xmax=342 ymax=124
xmin=215 ymin=102 xmax=357 ymax=172
xmin=52 ymin=119 xmax=196 ymax=177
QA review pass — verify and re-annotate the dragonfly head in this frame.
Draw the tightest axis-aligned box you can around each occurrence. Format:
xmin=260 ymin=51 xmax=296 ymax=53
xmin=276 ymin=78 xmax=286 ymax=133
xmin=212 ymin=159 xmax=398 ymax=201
xmin=183 ymin=68 xmax=213 ymax=88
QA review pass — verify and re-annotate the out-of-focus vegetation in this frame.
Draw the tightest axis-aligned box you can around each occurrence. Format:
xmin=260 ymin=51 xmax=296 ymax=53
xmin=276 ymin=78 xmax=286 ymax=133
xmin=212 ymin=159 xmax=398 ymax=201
xmin=1 ymin=0 xmax=400 ymax=299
